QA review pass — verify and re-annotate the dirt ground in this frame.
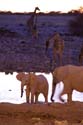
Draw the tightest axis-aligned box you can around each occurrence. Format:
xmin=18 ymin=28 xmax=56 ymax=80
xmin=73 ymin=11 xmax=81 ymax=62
xmin=0 ymin=102 xmax=83 ymax=125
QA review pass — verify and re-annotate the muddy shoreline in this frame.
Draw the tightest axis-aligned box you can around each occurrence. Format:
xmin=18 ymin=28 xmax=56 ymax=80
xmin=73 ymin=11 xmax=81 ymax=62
xmin=0 ymin=102 xmax=83 ymax=124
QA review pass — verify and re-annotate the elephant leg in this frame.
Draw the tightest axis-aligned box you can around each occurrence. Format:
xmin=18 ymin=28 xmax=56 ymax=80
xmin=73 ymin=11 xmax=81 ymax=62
xmin=44 ymin=94 xmax=48 ymax=103
xmin=59 ymin=87 xmax=72 ymax=103
xmin=35 ymin=93 xmax=39 ymax=103
xmin=67 ymin=92 xmax=72 ymax=103
xmin=59 ymin=93 xmax=65 ymax=102
xmin=26 ymin=88 xmax=30 ymax=103
xmin=25 ymin=85 xmax=31 ymax=103
xmin=58 ymin=86 xmax=66 ymax=102
xmin=31 ymin=92 xmax=34 ymax=103
xmin=26 ymin=96 xmax=29 ymax=103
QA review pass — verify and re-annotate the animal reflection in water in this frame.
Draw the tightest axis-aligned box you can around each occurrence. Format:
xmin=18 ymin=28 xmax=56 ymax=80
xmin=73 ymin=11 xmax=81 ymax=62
xmin=45 ymin=32 xmax=64 ymax=66
xmin=51 ymin=65 xmax=83 ymax=103
xmin=16 ymin=72 xmax=49 ymax=103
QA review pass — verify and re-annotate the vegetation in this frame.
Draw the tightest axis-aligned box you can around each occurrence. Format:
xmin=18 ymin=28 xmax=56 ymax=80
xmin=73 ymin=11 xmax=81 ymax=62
xmin=69 ymin=14 xmax=83 ymax=37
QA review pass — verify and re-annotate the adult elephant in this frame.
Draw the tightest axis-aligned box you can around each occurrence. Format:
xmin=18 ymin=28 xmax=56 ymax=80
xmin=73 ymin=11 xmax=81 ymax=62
xmin=51 ymin=65 xmax=83 ymax=103
xmin=16 ymin=72 xmax=49 ymax=103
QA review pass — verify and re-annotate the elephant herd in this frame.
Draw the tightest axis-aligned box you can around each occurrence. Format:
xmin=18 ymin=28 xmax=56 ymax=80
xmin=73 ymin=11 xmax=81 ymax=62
xmin=16 ymin=65 xmax=83 ymax=103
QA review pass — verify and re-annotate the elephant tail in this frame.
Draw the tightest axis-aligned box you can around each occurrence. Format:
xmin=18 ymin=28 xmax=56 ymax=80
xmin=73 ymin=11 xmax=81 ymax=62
xmin=50 ymin=75 xmax=57 ymax=102
xmin=50 ymin=82 xmax=55 ymax=102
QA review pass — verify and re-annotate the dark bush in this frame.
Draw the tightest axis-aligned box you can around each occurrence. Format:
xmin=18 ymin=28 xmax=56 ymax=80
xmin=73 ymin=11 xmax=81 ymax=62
xmin=0 ymin=27 xmax=19 ymax=37
xmin=69 ymin=14 xmax=83 ymax=36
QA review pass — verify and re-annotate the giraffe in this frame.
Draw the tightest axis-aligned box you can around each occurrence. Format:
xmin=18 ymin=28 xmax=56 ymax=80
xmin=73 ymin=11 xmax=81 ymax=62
xmin=27 ymin=7 xmax=40 ymax=38
xmin=45 ymin=32 xmax=64 ymax=66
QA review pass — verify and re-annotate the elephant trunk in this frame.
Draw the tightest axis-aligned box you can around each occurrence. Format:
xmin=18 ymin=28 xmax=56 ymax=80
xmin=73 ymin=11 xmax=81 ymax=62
xmin=50 ymin=75 xmax=58 ymax=102
xmin=21 ymin=88 xmax=23 ymax=98
xmin=21 ymin=82 xmax=24 ymax=97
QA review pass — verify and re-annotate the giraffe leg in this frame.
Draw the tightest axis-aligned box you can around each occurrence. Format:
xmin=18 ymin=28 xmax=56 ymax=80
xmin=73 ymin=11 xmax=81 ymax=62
xmin=59 ymin=53 xmax=63 ymax=66
xmin=53 ymin=48 xmax=57 ymax=63
xmin=32 ymin=25 xmax=38 ymax=39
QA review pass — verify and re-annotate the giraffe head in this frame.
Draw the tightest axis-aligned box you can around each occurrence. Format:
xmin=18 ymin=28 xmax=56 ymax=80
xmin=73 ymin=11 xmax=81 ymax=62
xmin=35 ymin=7 xmax=40 ymax=11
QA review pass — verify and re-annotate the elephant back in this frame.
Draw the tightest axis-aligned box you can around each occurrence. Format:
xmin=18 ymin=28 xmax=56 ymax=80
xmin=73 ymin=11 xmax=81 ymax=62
xmin=36 ymin=75 xmax=48 ymax=94
xmin=28 ymin=73 xmax=48 ymax=91
xmin=53 ymin=66 xmax=69 ymax=82
xmin=37 ymin=75 xmax=48 ymax=87
xmin=53 ymin=65 xmax=83 ymax=82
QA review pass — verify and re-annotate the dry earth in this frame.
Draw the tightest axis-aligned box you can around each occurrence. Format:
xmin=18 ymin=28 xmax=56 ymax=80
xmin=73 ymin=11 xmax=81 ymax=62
xmin=0 ymin=102 xmax=83 ymax=125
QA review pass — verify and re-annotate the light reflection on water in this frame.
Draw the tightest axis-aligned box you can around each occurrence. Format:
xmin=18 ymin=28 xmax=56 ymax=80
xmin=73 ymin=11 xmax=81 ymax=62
xmin=0 ymin=72 xmax=82 ymax=104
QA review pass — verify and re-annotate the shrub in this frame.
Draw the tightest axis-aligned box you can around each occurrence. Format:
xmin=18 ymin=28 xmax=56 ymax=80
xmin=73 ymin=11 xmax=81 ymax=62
xmin=69 ymin=14 xmax=83 ymax=36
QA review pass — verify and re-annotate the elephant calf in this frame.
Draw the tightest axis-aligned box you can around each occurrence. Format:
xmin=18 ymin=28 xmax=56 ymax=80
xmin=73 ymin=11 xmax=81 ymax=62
xmin=16 ymin=72 xmax=49 ymax=103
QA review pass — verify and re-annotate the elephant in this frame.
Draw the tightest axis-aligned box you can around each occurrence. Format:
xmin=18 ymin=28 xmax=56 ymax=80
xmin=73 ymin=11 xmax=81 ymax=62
xmin=51 ymin=65 xmax=83 ymax=103
xmin=16 ymin=72 xmax=49 ymax=103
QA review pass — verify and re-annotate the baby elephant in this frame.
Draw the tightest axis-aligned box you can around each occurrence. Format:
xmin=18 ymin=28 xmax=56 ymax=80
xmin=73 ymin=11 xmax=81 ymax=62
xmin=16 ymin=72 xmax=49 ymax=103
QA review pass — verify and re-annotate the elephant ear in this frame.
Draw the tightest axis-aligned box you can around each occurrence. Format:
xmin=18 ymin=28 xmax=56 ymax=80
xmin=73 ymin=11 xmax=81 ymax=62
xmin=16 ymin=72 xmax=25 ymax=81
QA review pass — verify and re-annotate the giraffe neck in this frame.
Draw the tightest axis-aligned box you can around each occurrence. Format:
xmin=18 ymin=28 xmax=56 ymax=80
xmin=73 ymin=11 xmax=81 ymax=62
xmin=30 ymin=8 xmax=37 ymax=20
xmin=34 ymin=9 xmax=37 ymax=13
xmin=32 ymin=8 xmax=38 ymax=24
